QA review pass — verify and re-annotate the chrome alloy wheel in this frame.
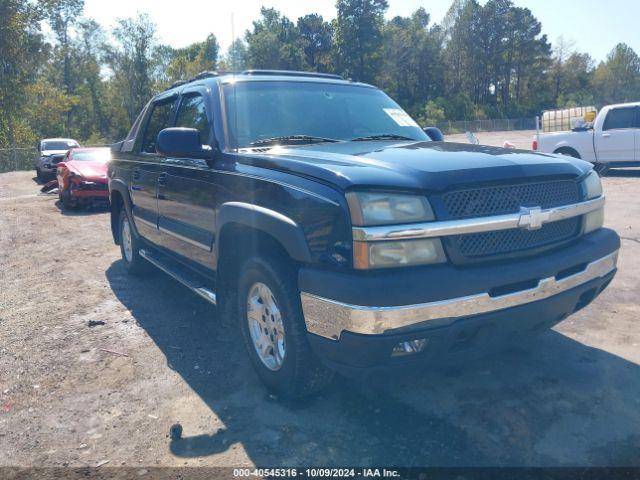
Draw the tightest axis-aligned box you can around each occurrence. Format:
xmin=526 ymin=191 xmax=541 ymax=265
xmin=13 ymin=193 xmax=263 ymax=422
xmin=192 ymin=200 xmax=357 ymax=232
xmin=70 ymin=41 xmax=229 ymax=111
xmin=122 ymin=216 xmax=133 ymax=263
xmin=246 ymin=282 xmax=286 ymax=371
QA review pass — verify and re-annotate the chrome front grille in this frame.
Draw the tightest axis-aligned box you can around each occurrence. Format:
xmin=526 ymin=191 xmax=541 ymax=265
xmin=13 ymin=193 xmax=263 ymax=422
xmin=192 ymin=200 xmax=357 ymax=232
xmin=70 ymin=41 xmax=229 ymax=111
xmin=440 ymin=180 xmax=583 ymax=262
xmin=442 ymin=180 xmax=580 ymax=219
xmin=449 ymin=217 xmax=581 ymax=258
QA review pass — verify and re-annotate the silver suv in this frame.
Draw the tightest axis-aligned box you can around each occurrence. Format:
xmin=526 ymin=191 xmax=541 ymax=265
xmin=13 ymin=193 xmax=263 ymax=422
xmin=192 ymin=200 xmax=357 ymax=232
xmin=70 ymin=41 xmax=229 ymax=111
xmin=35 ymin=138 xmax=79 ymax=182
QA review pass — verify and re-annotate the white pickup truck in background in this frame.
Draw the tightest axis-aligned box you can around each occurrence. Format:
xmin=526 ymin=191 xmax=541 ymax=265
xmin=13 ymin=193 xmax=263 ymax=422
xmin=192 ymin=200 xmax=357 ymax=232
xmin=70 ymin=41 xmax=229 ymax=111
xmin=533 ymin=102 xmax=640 ymax=172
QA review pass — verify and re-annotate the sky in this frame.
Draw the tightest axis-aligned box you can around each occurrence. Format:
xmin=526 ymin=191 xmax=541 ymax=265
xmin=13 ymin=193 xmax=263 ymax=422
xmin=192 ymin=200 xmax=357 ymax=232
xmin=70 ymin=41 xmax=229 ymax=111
xmin=83 ymin=0 xmax=640 ymax=62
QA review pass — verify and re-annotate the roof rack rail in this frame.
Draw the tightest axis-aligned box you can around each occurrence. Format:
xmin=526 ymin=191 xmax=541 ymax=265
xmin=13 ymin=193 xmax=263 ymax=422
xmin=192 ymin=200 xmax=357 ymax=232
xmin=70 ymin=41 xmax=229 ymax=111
xmin=191 ymin=71 xmax=219 ymax=81
xmin=168 ymin=80 xmax=188 ymax=90
xmin=241 ymin=69 xmax=343 ymax=80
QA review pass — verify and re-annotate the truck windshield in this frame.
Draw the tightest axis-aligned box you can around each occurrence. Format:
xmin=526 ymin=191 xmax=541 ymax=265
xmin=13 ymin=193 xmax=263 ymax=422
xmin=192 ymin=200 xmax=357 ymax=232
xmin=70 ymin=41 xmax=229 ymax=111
xmin=42 ymin=141 xmax=77 ymax=150
xmin=71 ymin=150 xmax=111 ymax=162
xmin=223 ymin=81 xmax=428 ymax=149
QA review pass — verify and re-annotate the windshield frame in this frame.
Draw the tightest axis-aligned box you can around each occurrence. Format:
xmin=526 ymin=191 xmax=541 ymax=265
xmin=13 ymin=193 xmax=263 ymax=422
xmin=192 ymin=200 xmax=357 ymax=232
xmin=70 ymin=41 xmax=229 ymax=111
xmin=220 ymin=79 xmax=428 ymax=152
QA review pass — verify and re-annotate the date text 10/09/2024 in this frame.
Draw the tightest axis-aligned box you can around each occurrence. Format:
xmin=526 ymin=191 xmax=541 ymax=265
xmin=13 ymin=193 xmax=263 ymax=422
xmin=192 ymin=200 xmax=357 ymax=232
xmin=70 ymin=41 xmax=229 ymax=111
xmin=232 ymin=468 xmax=401 ymax=478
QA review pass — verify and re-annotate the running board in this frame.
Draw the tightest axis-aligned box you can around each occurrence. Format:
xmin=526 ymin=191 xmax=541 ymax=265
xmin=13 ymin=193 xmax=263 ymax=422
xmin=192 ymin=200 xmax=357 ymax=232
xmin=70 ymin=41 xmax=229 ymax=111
xmin=139 ymin=249 xmax=217 ymax=305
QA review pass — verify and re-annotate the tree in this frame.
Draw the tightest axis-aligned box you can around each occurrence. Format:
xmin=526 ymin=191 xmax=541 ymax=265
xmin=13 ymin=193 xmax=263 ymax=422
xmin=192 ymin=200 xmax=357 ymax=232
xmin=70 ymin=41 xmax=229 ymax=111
xmin=442 ymin=0 xmax=551 ymax=117
xmin=165 ymin=33 xmax=220 ymax=83
xmin=592 ymin=43 xmax=640 ymax=105
xmin=106 ymin=13 xmax=158 ymax=124
xmin=378 ymin=9 xmax=444 ymax=118
xmin=224 ymin=39 xmax=248 ymax=71
xmin=245 ymin=8 xmax=305 ymax=70
xmin=0 ymin=0 xmax=46 ymax=147
xmin=297 ymin=14 xmax=333 ymax=72
xmin=43 ymin=0 xmax=84 ymax=130
xmin=334 ymin=0 xmax=388 ymax=82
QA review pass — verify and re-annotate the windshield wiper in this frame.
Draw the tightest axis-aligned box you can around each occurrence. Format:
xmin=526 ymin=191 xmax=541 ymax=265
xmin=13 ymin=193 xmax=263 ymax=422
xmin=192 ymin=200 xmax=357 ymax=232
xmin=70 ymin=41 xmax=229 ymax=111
xmin=249 ymin=135 xmax=339 ymax=147
xmin=350 ymin=133 xmax=417 ymax=142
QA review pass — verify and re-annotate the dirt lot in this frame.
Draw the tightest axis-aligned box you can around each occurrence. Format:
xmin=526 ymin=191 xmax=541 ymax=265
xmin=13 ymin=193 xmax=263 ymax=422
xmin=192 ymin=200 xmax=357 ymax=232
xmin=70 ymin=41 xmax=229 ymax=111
xmin=1 ymin=153 xmax=640 ymax=468
xmin=446 ymin=129 xmax=536 ymax=149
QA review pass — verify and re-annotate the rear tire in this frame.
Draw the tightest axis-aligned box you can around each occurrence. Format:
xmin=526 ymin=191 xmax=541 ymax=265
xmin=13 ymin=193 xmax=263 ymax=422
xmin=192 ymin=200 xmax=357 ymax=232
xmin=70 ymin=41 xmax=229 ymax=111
xmin=119 ymin=209 xmax=150 ymax=275
xmin=554 ymin=147 xmax=581 ymax=159
xmin=237 ymin=256 xmax=334 ymax=398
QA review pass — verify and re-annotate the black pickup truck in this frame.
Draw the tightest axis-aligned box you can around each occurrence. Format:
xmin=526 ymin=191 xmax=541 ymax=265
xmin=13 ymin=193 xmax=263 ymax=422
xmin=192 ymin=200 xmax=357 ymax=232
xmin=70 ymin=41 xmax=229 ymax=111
xmin=109 ymin=70 xmax=619 ymax=397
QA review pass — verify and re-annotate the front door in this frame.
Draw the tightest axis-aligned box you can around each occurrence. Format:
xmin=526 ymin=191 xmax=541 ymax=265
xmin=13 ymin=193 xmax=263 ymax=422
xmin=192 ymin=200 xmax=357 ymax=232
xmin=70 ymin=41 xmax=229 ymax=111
xmin=157 ymin=89 xmax=217 ymax=268
xmin=130 ymin=95 xmax=178 ymax=244
xmin=595 ymin=106 xmax=637 ymax=163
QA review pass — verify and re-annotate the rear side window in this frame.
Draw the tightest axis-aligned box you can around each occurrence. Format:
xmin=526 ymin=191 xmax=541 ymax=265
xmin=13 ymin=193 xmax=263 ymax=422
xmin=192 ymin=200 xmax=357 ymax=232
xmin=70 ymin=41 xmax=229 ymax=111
xmin=175 ymin=94 xmax=211 ymax=144
xmin=141 ymin=98 xmax=177 ymax=153
xmin=603 ymin=107 xmax=636 ymax=130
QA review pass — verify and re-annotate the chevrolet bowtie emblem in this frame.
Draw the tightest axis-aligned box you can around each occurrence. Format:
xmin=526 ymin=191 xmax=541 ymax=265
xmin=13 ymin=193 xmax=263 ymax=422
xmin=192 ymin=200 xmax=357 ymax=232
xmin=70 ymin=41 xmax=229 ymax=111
xmin=518 ymin=206 xmax=550 ymax=230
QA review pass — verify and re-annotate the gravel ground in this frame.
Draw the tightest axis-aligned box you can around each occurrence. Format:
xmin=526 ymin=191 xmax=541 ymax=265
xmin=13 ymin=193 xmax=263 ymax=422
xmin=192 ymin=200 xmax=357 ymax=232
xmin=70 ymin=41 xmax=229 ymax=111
xmin=1 ymin=156 xmax=639 ymax=469
xmin=446 ymin=130 xmax=536 ymax=150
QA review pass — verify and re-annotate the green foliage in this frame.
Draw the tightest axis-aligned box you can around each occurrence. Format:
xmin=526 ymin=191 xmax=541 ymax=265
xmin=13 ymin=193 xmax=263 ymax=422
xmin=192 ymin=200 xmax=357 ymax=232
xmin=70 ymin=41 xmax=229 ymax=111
xmin=245 ymin=7 xmax=305 ymax=70
xmin=0 ymin=0 xmax=46 ymax=146
xmin=297 ymin=14 xmax=333 ymax=72
xmin=334 ymin=0 xmax=388 ymax=82
xmin=592 ymin=43 xmax=640 ymax=105
xmin=165 ymin=34 xmax=220 ymax=85
xmin=378 ymin=8 xmax=443 ymax=118
xmin=1 ymin=0 xmax=639 ymax=151
xmin=419 ymin=100 xmax=446 ymax=126
xmin=106 ymin=13 xmax=157 ymax=124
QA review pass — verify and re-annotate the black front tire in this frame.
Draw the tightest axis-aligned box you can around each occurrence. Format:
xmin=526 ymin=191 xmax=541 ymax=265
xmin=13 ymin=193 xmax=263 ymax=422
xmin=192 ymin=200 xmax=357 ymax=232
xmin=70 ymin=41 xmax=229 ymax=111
xmin=237 ymin=256 xmax=334 ymax=398
xmin=119 ymin=209 xmax=150 ymax=275
xmin=36 ymin=168 xmax=43 ymax=183
xmin=60 ymin=188 xmax=78 ymax=210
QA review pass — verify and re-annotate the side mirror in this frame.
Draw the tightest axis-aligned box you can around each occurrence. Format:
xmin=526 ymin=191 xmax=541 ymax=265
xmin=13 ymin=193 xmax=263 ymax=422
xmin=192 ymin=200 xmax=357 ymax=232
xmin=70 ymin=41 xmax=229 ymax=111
xmin=157 ymin=128 xmax=213 ymax=161
xmin=424 ymin=127 xmax=444 ymax=142
xmin=56 ymin=162 xmax=66 ymax=169
xmin=423 ymin=126 xmax=444 ymax=142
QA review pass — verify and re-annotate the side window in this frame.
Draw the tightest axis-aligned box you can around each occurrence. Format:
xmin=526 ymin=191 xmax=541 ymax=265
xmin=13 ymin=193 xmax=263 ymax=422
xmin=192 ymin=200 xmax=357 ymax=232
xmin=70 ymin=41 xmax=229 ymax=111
xmin=603 ymin=107 xmax=636 ymax=131
xmin=175 ymin=94 xmax=211 ymax=145
xmin=140 ymin=98 xmax=177 ymax=154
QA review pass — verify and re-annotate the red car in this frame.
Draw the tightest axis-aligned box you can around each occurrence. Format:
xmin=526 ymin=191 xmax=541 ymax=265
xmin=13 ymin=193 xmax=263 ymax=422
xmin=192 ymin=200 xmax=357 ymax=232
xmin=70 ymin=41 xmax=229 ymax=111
xmin=56 ymin=147 xmax=111 ymax=210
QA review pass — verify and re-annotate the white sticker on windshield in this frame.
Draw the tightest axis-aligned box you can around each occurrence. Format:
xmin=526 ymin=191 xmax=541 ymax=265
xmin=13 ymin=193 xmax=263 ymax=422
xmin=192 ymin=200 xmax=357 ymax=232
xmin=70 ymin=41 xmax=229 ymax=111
xmin=383 ymin=108 xmax=419 ymax=128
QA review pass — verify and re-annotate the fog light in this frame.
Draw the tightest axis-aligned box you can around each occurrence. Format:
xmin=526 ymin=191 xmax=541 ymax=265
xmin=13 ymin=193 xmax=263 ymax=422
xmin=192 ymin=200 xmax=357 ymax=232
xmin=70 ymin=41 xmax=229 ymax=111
xmin=583 ymin=208 xmax=604 ymax=234
xmin=391 ymin=338 xmax=428 ymax=357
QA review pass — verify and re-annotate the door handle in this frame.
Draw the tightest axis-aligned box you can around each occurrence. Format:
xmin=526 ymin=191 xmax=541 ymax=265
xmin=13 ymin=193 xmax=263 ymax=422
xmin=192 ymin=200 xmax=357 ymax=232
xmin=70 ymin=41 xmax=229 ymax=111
xmin=602 ymin=133 xmax=611 ymax=138
xmin=158 ymin=173 xmax=168 ymax=186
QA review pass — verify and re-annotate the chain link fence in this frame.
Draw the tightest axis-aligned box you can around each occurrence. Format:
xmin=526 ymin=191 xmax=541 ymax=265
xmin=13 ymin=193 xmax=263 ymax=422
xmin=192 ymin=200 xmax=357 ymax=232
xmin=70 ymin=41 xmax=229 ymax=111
xmin=434 ymin=117 xmax=536 ymax=135
xmin=0 ymin=145 xmax=112 ymax=174
xmin=0 ymin=147 xmax=39 ymax=174
xmin=0 ymin=122 xmax=534 ymax=173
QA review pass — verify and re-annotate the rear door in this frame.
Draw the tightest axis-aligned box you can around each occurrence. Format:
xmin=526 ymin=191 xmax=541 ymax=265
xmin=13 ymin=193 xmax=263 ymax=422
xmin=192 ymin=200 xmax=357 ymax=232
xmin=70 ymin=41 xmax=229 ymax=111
xmin=595 ymin=106 xmax=636 ymax=163
xmin=130 ymin=95 xmax=177 ymax=243
xmin=156 ymin=88 xmax=217 ymax=267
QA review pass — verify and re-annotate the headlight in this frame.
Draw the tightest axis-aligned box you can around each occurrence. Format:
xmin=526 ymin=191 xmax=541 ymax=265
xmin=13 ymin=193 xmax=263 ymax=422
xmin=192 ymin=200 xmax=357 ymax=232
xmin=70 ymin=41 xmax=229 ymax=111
xmin=353 ymin=238 xmax=446 ymax=269
xmin=346 ymin=192 xmax=434 ymax=226
xmin=582 ymin=170 xmax=603 ymax=199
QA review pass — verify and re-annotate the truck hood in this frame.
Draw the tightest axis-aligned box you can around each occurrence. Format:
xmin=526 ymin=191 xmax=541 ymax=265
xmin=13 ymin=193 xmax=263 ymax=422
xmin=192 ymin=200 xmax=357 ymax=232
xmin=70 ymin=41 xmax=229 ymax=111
xmin=238 ymin=141 xmax=592 ymax=192
xmin=68 ymin=160 xmax=108 ymax=181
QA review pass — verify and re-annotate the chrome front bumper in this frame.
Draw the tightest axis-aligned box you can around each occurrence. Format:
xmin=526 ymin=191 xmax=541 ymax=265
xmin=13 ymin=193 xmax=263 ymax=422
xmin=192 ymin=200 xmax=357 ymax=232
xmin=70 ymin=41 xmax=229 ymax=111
xmin=301 ymin=251 xmax=618 ymax=339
